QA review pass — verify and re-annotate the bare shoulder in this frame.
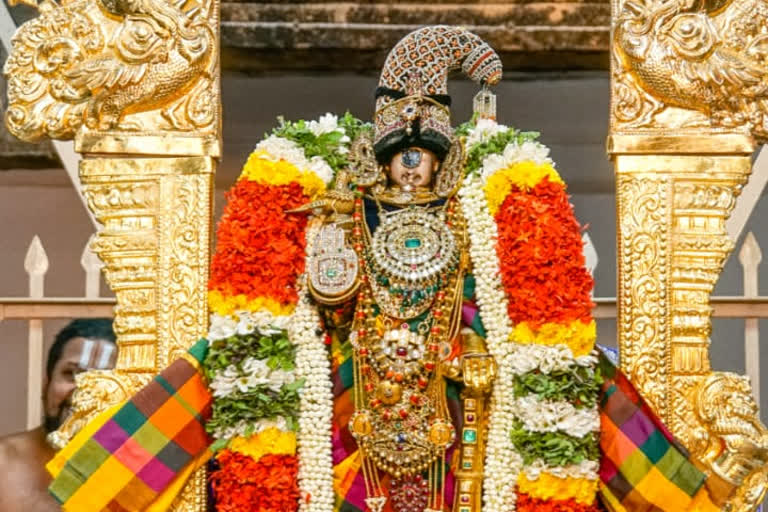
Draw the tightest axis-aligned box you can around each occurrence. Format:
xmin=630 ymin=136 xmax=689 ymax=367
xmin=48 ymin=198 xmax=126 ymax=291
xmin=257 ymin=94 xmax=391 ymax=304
xmin=0 ymin=429 xmax=59 ymax=512
xmin=0 ymin=430 xmax=36 ymax=461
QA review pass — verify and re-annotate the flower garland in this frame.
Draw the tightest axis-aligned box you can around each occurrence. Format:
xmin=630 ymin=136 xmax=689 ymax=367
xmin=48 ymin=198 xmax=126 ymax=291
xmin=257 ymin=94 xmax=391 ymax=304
xmin=210 ymin=452 xmax=300 ymax=512
xmin=204 ymin=114 xmax=356 ymax=512
xmin=289 ymin=219 xmax=335 ymax=512
xmin=458 ymin=171 xmax=521 ymax=512
xmin=459 ymin=120 xmax=600 ymax=512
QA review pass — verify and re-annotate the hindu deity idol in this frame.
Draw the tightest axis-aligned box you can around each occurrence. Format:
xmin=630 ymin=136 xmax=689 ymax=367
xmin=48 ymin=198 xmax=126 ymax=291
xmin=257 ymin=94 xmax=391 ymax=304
xmin=48 ymin=25 xmax=745 ymax=512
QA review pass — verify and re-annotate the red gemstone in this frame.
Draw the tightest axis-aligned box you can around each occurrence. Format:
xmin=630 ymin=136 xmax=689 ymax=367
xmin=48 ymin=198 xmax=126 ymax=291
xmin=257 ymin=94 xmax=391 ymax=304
xmin=428 ymin=343 xmax=439 ymax=353
xmin=382 ymin=409 xmax=392 ymax=421
xmin=418 ymin=378 xmax=428 ymax=388
xmin=370 ymin=399 xmax=382 ymax=409
xmin=394 ymin=373 xmax=404 ymax=383
xmin=424 ymin=362 xmax=435 ymax=372
xmin=466 ymin=413 xmax=475 ymax=422
xmin=365 ymin=382 xmax=375 ymax=392
xmin=431 ymin=327 xmax=441 ymax=335
xmin=396 ymin=347 xmax=407 ymax=357
xmin=433 ymin=310 xmax=443 ymax=318
xmin=410 ymin=395 xmax=421 ymax=406
xmin=324 ymin=334 xmax=332 ymax=345
xmin=386 ymin=370 xmax=395 ymax=379
xmin=399 ymin=409 xmax=409 ymax=419
xmin=358 ymin=329 xmax=367 ymax=337
xmin=359 ymin=347 xmax=369 ymax=356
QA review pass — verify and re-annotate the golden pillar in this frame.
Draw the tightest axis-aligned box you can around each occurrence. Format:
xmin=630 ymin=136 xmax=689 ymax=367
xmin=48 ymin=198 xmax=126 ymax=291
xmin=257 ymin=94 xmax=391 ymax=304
xmin=610 ymin=0 xmax=768 ymax=508
xmin=3 ymin=0 xmax=220 ymax=507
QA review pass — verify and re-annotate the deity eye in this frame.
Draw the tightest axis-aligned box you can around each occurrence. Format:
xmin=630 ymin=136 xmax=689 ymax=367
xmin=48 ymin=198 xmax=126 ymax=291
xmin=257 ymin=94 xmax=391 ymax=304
xmin=401 ymin=149 xmax=423 ymax=169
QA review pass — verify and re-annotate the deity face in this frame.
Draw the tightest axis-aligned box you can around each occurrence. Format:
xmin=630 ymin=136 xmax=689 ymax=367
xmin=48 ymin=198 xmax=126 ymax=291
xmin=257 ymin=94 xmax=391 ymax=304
xmin=388 ymin=147 xmax=438 ymax=191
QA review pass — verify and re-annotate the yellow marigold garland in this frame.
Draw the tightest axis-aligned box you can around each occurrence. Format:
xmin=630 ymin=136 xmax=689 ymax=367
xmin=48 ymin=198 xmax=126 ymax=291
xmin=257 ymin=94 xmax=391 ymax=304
xmin=208 ymin=290 xmax=296 ymax=318
xmin=484 ymin=161 xmax=564 ymax=215
xmin=240 ymin=151 xmax=327 ymax=199
xmin=511 ymin=320 xmax=597 ymax=357
xmin=229 ymin=428 xmax=297 ymax=462
xmin=517 ymin=472 xmax=598 ymax=505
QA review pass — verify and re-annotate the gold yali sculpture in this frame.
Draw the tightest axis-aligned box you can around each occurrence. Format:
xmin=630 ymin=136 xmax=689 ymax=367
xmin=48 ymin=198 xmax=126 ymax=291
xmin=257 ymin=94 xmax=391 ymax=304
xmin=3 ymin=0 xmax=220 ymax=505
xmin=610 ymin=0 xmax=768 ymax=508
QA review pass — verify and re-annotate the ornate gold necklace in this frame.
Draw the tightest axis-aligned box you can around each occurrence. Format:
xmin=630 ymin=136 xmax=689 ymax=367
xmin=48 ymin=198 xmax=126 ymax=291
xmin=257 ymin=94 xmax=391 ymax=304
xmin=347 ymin=187 xmax=467 ymax=512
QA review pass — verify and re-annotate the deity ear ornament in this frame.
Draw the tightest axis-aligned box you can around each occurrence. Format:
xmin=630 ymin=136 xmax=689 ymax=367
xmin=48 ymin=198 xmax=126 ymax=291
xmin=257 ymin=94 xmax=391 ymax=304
xmin=434 ymin=137 xmax=465 ymax=198
xmin=348 ymin=130 xmax=382 ymax=187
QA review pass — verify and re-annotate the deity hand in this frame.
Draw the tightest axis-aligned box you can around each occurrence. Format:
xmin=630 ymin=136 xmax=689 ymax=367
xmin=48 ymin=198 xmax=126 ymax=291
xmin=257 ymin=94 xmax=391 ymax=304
xmin=287 ymin=190 xmax=354 ymax=220
xmin=462 ymin=353 xmax=496 ymax=395
xmin=307 ymin=222 xmax=360 ymax=305
xmin=288 ymin=169 xmax=355 ymax=221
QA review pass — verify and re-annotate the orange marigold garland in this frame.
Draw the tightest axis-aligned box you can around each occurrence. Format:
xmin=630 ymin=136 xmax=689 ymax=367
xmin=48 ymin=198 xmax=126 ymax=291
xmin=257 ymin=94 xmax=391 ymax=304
xmin=209 ymin=180 xmax=310 ymax=309
xmin=494 ymin=177 xmax=594 ymax=328
xmin=210 ymin=451 xmax=300 ymax=512
xmin=516 ymin=492 xmax=604 ymax=512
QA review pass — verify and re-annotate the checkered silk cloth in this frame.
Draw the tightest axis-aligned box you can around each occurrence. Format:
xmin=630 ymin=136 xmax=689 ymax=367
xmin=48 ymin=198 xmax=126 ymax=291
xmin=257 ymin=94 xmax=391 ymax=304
xmin=597 ymin=352 xmax=729 ymax=512
xmin=48 ymin=339 xmax=212 ymax=511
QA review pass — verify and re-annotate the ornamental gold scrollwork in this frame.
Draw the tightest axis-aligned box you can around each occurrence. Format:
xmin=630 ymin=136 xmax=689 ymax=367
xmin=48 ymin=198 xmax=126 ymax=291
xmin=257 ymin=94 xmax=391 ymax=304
xmin=5 ymin=0 xmax=218 ymax=505
xmin=3 ymin=0 xmax=219 ymax=142
xmin=611 ymin=0 xmax=768 ymax=502
xmin=616 ymin=175 xmax=670 ymax=418
xmin=612 ymin=0 xmax=768 ymax=137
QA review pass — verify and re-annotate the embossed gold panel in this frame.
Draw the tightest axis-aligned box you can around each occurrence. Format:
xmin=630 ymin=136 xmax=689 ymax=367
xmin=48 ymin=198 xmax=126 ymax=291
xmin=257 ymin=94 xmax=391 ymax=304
xmin=3 ymin=0 xmax=221 ymax=504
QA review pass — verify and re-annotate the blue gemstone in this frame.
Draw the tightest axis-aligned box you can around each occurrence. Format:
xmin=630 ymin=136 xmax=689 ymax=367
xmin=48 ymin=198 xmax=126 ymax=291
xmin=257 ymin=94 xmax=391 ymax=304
xmin=401 ymin=149 xmax=423 ymax=169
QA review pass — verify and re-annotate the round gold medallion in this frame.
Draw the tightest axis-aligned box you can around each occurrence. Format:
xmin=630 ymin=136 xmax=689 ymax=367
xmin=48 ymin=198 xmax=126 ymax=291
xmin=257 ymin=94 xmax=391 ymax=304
xmin=377 ymin=380 xmax=402 ymax=405
xmin=350 ymin=411 xmax=373 ymax=438
xmin=428 ymin=419 xmax=455 ymax=447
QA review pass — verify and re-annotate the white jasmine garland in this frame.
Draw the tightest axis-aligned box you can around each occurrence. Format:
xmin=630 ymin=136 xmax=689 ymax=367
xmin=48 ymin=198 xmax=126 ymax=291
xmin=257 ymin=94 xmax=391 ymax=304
xmin=507 ymin=344 xmax=597 ymax=376
xmin=290 ymin=219 xmax=335 ymax=512
xmin=523 ymin=459 xmax=599 ymax=481
xmin=459 ymin=172 xmax=521 ymax=512
xmin=208 ymin=310 xmax=292 ymax=341
xmin=512 ymin=395 xmax=600 ymax=438
xmin=209 ymin=357 xmax=295 ymax=398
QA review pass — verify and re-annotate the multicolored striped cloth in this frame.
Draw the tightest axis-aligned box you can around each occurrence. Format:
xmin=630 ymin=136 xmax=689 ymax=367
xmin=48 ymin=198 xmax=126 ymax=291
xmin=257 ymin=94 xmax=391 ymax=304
xmin=597 ymin=352 xmax=723 ymax=512
xmin=48 ymin=338 xmax=213 ymax=511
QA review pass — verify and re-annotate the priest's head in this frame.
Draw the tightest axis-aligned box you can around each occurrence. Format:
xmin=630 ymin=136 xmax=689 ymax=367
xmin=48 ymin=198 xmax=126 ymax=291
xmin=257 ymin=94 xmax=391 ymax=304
xmin=44 ymin=318 xmax=117 ymax=432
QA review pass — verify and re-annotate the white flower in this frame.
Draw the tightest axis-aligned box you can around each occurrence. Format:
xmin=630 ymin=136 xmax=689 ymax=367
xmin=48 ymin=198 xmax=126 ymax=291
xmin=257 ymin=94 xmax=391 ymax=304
xmin=256 ymin=135 xmax=306 ymax=166
xmin=514 ymin=395 xmax=600 ymax=438
xmin=307 ymin=113 xmax=341 ymax=137
xmin=308 ymin=156 xmax=334 ymax=184
xmin=466 ymin=118 xmax=509 ymax=149
xmin=208 ymin=313 xmax=237 ymax=341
